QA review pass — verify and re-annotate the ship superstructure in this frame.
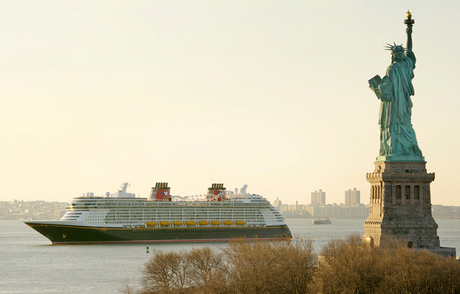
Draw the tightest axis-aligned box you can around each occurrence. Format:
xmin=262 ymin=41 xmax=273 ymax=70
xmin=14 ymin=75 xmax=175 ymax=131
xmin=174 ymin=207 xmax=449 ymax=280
xmin=25 ymin=182 xmax=291 ymax=244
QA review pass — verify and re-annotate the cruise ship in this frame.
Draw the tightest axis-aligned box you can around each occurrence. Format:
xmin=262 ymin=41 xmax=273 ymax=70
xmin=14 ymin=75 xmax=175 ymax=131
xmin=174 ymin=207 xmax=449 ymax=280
xmin=24 ymin=182 xmax=291 ymax=244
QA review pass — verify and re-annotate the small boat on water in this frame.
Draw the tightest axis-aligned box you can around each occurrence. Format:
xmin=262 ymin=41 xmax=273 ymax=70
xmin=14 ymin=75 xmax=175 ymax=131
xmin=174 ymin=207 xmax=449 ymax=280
xmin=312 ymin=217 xmax=331 ymax=225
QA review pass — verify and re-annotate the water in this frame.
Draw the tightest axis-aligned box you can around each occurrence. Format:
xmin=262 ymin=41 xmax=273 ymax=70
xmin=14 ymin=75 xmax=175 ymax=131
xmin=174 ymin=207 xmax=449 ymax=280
xmin=1 ymin=218 xmax=459 ymax=294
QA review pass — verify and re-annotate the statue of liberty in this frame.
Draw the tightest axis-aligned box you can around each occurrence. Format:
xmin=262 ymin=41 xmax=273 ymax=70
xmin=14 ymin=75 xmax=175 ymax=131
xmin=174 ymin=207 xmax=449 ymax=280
xmin=368 ymin=12 xmax=423 ymax=160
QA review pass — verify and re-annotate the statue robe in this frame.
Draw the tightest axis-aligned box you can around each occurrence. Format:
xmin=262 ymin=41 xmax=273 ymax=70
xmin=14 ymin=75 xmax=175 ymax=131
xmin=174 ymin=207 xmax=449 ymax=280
xmin=377 ymin=50 xmax=423 ymax=156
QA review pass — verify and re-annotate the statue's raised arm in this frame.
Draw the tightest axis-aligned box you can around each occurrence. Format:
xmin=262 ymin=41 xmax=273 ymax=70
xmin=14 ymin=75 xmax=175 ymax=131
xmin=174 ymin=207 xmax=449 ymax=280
xmin=406 ymin=25 xmax=413 ymax=51
xmin=405 ymin=11 xmax=414 ymax=51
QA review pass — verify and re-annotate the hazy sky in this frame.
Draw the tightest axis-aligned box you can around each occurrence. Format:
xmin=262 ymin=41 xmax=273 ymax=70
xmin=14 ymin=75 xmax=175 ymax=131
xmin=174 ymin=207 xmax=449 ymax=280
xmin=1 ymin=1 xmax=460 ymax=206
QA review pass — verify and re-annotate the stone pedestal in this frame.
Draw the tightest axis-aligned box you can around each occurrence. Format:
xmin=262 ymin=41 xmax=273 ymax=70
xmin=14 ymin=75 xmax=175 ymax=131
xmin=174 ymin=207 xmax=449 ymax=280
xmin=362 ymin=161 xmax=456 ymax=258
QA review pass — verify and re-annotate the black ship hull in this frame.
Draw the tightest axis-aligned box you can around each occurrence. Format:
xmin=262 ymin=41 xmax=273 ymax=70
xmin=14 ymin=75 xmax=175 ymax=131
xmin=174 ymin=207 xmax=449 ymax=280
xmin=25 ymin=222 xmax=291 ymax=244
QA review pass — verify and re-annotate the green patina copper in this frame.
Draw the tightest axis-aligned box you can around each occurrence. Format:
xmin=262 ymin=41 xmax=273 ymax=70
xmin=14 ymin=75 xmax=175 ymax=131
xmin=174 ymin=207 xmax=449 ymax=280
xmin=368 ymin=12 xmax=424 ymax=162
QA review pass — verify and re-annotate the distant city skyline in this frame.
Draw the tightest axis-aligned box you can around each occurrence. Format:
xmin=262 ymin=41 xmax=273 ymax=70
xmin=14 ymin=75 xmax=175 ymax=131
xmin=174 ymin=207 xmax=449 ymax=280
xmin=2 ymin=199 xmax=459 ymax=221
xmin=2 ymin=2 xmax=460 ymax=206
xmin=2 ymin=185 xmax=456 ymax=207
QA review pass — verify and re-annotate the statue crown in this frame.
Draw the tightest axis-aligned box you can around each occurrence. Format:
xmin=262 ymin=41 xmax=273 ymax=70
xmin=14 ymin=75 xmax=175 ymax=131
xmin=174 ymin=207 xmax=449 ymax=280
xmin=385 ymin=43 xmax=405 ymax=54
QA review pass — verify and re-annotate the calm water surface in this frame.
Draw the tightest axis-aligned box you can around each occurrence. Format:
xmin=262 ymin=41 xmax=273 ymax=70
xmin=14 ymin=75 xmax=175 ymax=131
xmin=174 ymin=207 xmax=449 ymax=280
xmin=1 ymin=218 xmax=459 ymax=294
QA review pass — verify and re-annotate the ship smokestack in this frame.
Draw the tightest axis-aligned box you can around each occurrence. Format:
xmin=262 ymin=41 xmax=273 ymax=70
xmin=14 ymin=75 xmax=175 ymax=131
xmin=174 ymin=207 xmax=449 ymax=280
xmin=207 ymin=183 xmax=226 ymax=201
xmin=149 ymin=182 xmax=171 ymax=201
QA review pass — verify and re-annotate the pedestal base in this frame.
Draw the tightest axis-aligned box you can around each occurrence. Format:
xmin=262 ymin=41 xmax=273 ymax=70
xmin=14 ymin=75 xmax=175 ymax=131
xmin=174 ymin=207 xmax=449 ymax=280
xmin=363 ymin=160 xmax=456 ymax=258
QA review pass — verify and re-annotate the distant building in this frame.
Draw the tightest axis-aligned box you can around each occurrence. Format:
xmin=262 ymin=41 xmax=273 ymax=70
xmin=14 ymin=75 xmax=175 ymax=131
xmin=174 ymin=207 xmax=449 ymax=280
xmin=273 ymin=198 xmax=282 ymax=210
xmin=311 ymin=189 xmax=326 ymax=206
xmin=345 ymin=188 xmax=361 ymax=206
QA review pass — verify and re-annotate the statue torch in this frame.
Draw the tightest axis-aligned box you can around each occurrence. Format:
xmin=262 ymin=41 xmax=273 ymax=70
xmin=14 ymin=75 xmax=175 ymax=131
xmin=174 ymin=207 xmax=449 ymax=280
xmin=404 ymin=10 xmax=415 ymax=28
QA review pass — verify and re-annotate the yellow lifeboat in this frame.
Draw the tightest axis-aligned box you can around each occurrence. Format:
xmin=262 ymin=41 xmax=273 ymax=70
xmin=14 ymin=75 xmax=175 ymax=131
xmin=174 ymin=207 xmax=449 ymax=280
xmin=146 ymin=221 xmax=157 ymax=227
xmin=198 ymin=221 xmax=209 ymax=226
xmin=186 ymin=221 xmax=196 ymax=226
xmin=160 ymin=221 xmax=171 ymax=227
xmin=223 ymin=221 xmax=233 ymax=225
xmin=173 ymin=221 xmax=184 ymax=226
xmin=211 ymin=221 xmax=221 ymax=226
xmin=235 ymin=221 xmax=245 ymax=226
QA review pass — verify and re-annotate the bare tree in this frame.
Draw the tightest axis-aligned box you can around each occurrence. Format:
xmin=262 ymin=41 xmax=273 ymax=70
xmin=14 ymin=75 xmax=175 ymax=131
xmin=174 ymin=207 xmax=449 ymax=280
xmin=319 ymin=234 xmax=460 ymax=294
xmin=121 ymin=233 xmax=460 ymax=294
xmin=186 ymin=247 xmax=227 ymax=294
xmin=277 ymin=239 xmax=317 ymax=294
xmin=222 ymin=238 xmax=317 ymax=294
xmin=139 ymin=250 xmax=191 ymax=294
